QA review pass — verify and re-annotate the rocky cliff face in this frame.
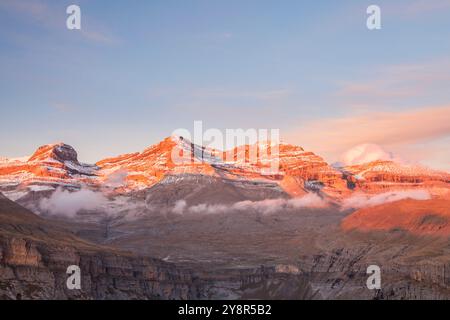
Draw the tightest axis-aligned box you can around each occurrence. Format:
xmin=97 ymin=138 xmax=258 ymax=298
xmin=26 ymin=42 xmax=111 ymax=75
xmin=0 ymin=224 xmax=320 ymax=300
xmin=1 ymin=191 xmax=450 ymax=300
xmin=296 ymin=246 xmax=450 ymax=300
xmin=0 ymin=237 xmax=347 ymax=300
xmin=0 ymin=193 xmax=202 ymax=300
xmin=0 ymin=236 xmax=203 ymax=300
xmin=0 ymin=192 xmax=334 ymax=300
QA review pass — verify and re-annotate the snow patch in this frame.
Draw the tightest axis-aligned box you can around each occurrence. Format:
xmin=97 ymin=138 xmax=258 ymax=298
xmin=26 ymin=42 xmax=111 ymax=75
xmin=28 ymin=185 xmax=55 ymax=192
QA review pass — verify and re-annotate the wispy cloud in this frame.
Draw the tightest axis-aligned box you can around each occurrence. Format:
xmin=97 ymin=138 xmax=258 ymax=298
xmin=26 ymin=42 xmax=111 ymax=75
xmin=80 ymin=28 xmax=118 ymax=45
xmin=146 ymin=86 xmax=293 ymax=116
xmin=0 ymin=0 xmax=57 ymax=26
xmin=0 ymin=0 xmax=117 ymax=45
xmin=50 ymin=102 xmax=73 ymax=112
xmin=387 ymin=0 xmax=450 ymax=18
xmin=335 ymin=60 xmax=450 ymax=107
xmin=147 ymin=86 xmax=292 ymax=102
xmin=222 ymin=32 xmax=233 ymax=39
xmin=286 ymin=105 xmax=450 ymax=170
xmin=193 ymin=31 xmax=234 ymax=43
xmin=189 ymin=88 xmax=292 ymax=101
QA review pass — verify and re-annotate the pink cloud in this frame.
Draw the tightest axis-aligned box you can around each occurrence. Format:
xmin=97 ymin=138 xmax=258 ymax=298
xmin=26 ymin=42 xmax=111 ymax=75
xmin=286 ymin=106 xmax=450 ymax=171
xmin=340 ymin=144 xmax=397 ymax=166
xmin=336 ymin=60 xmax=450 ymax=104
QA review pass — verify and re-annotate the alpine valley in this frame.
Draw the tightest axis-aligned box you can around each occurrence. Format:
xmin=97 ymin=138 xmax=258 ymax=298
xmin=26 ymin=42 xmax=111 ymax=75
xmin=0 ymin=136 xmax=449 ymax=300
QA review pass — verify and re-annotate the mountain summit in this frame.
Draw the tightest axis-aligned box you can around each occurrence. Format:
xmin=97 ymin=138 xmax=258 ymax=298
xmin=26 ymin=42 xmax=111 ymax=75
xmin=28 ymin=143 xmax=79 ymax=164
xmin=0 ymin=136 xmax=449 ymax=205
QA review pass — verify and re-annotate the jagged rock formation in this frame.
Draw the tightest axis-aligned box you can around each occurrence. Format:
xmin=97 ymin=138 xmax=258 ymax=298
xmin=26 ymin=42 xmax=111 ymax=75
xmin=0 ymin=143 xmax=97 ymax=202
xmin=28 ymin=143 xmax=79 ymax=164
xmin=0 ymin=192 xmax=202 ymax=300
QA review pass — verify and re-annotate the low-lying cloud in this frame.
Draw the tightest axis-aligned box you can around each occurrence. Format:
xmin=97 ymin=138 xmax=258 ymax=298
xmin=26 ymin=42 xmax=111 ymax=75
xmin=342 ymin=189 xmax=431 ymax=210
xmin=105 ymin=170 xmax=128 ymax=188
xmin=172 ymin=199 xmax=187 ymax=214
xmin=171 ymin=193 xmax=328 ymax=215
xmin=39 ymin=188 xmax=108 ymax=217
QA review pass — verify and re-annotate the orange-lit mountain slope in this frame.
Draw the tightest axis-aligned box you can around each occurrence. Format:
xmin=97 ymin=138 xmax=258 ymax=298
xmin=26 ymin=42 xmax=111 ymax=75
xmin=0 ymin=136 xmax=449 ymax=203
xmin=342 ymin=198 xmax=450 ymax=237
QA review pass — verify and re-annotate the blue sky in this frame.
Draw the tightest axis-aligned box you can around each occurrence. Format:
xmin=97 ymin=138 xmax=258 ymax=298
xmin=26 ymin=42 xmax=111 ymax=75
xmin=0 ymin=0 xmax=449 ymax=170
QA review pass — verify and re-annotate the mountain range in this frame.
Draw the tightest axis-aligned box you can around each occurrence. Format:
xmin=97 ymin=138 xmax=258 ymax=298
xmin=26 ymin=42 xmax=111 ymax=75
xmin=1 ymin=135 xmax=449 ymax=194
xmin=0 ymin=136 xmax=449 ymax=299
